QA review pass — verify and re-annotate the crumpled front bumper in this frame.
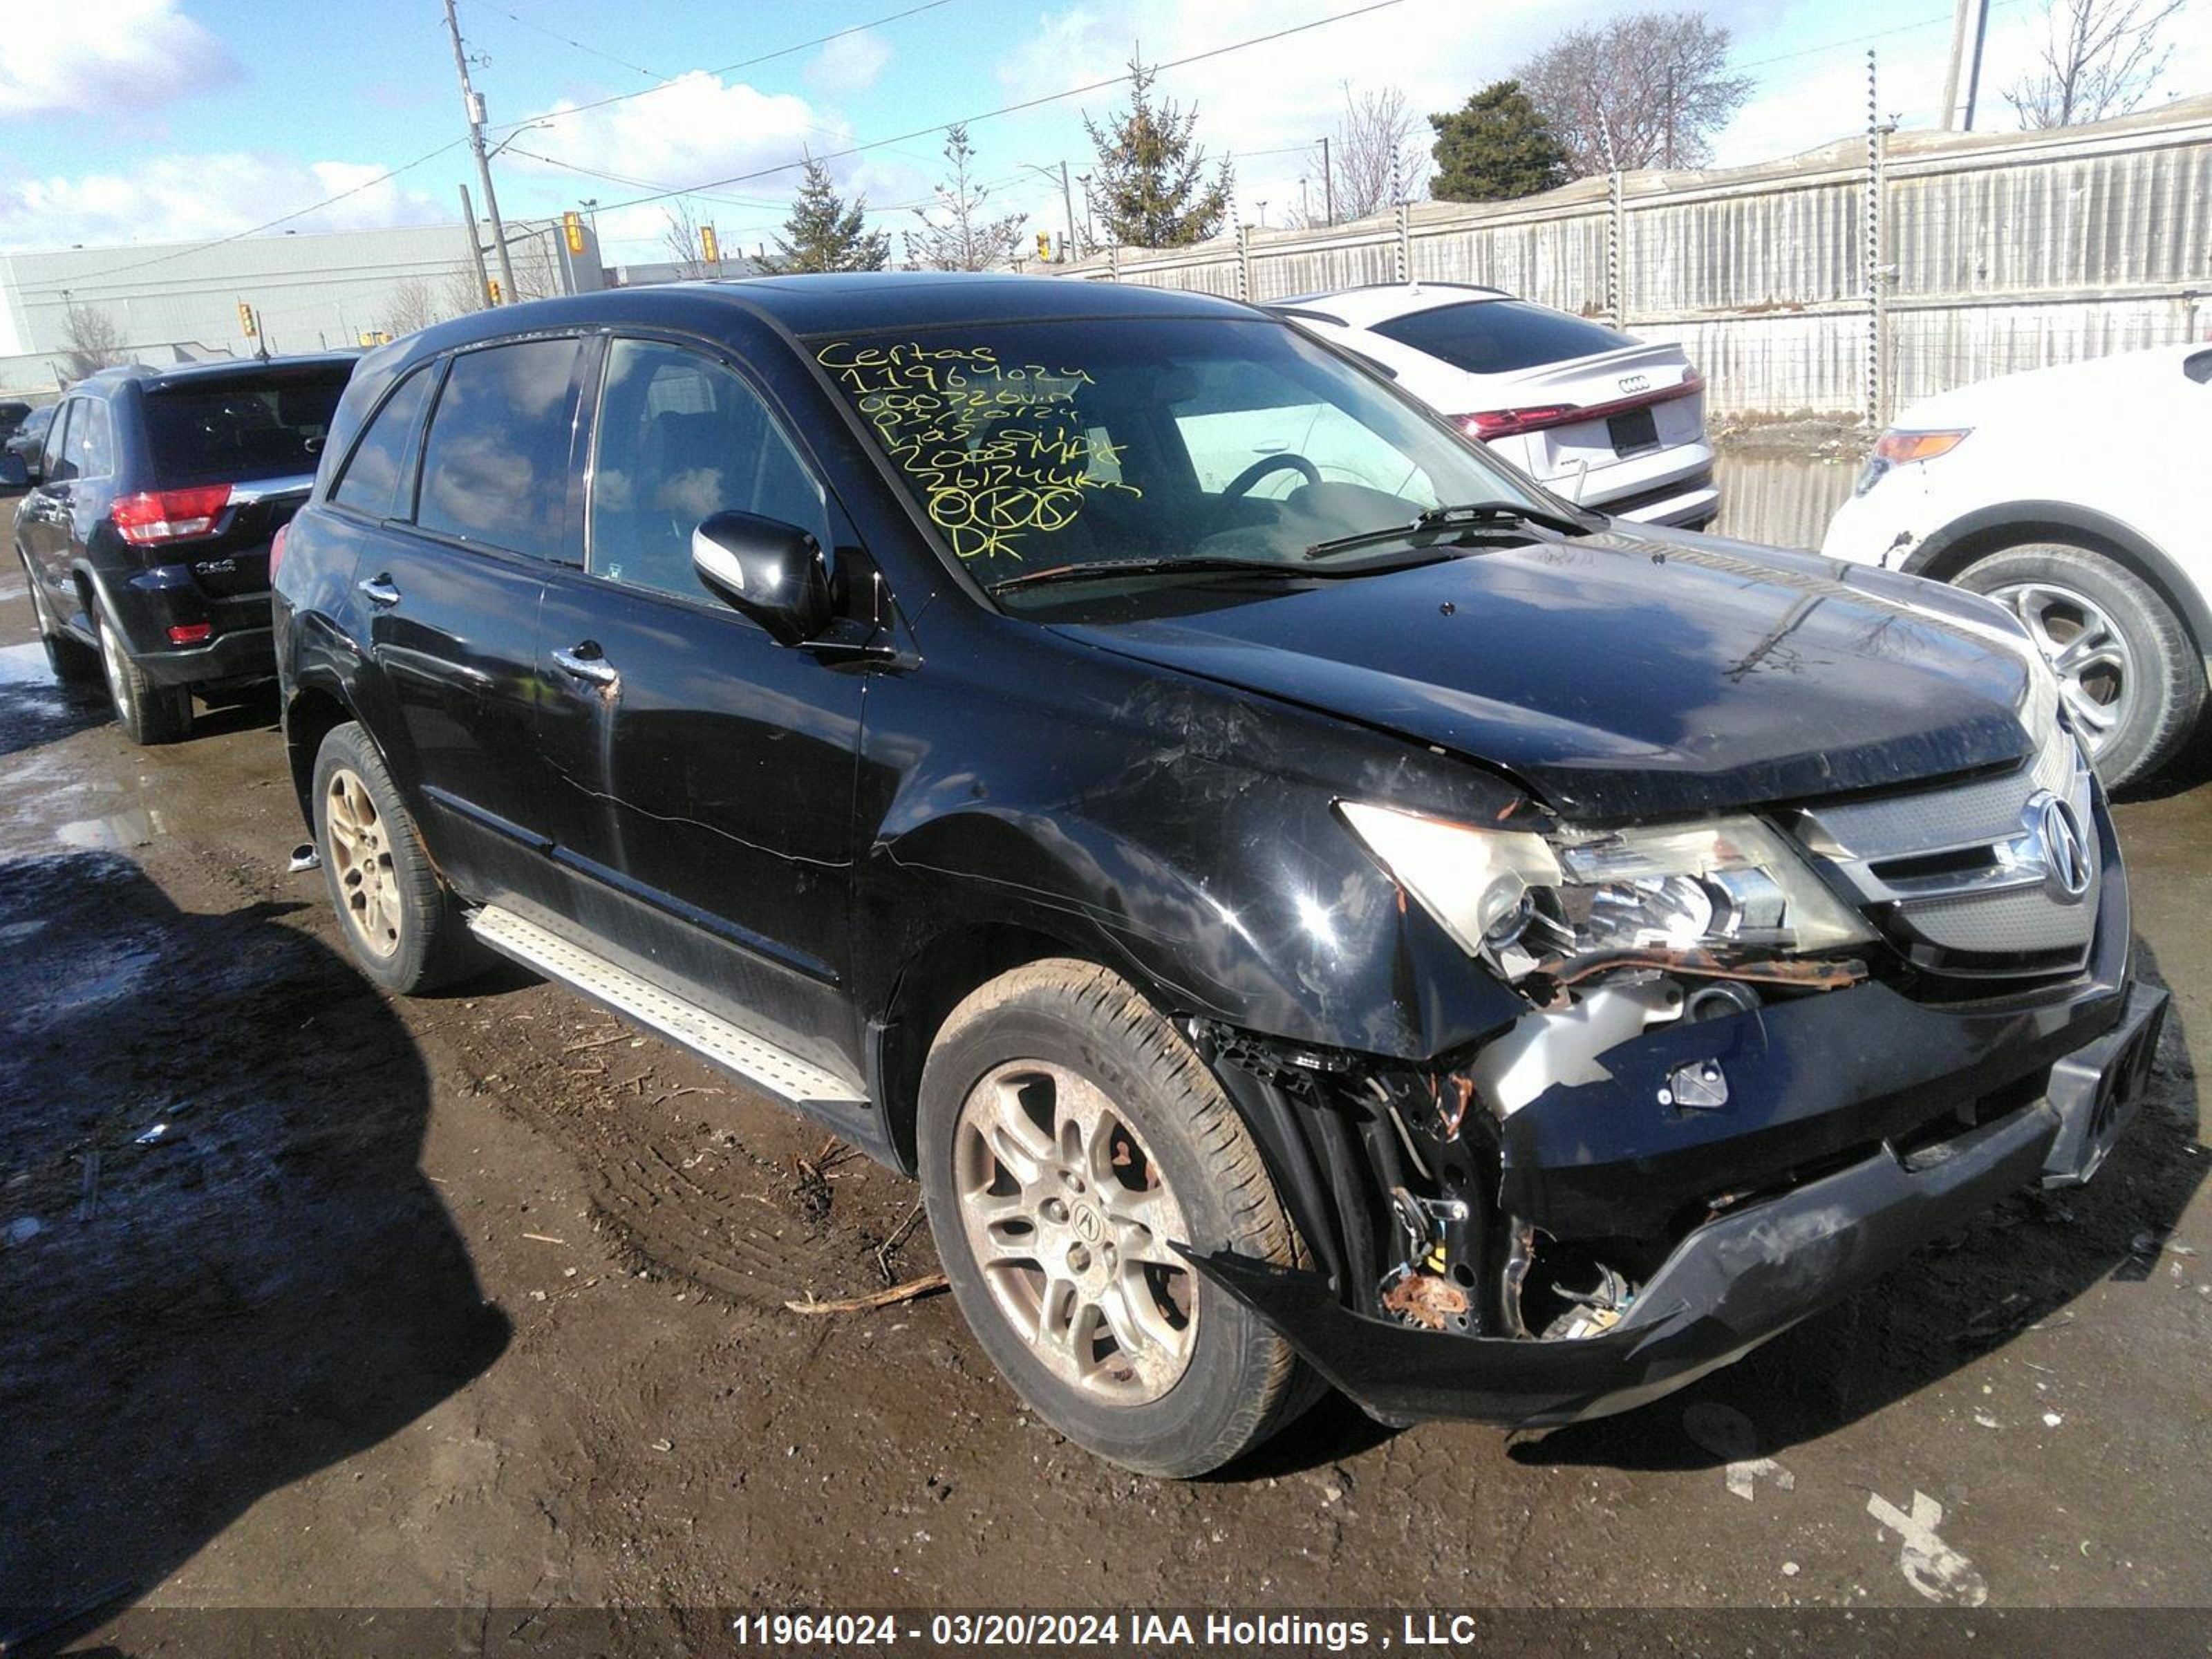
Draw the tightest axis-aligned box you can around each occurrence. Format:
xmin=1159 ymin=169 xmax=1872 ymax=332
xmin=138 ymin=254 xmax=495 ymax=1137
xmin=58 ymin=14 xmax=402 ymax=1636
xmin=1190 ymin=977 xmax=2166 ymax=1430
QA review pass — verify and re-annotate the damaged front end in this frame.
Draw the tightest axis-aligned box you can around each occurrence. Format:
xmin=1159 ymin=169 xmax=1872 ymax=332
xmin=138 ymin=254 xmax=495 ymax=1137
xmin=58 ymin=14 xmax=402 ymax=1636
xmin=1181 ymin=752 xmax=2166 ymax=1430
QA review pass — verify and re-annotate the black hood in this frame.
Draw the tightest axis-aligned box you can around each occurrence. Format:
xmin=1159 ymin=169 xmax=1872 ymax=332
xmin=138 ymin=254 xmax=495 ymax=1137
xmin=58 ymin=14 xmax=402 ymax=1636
xmin=1050 ymin=525 xmax=2037 ymax=820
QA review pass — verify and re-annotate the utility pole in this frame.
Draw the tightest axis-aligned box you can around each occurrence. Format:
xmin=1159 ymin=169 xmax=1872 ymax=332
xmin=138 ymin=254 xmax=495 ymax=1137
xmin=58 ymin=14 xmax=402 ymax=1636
xmin=444 ymin=0 xmax=517 ymax=305
xmin=1056 ymin=160 xmax=1079 ymax=261
xmin=1962 ymin=0 xmax=1989 ymax=130
xmin=458 ymin=184 xmax=493 ymax=311
xmin=1319 ymin=135 xmax=1333 ymax=226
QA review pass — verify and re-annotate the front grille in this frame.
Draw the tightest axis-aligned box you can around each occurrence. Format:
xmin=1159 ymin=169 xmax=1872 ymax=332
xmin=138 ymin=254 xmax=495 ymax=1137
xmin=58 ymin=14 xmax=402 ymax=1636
xmin=1798 ymin=726 xmax=2099 ymax=985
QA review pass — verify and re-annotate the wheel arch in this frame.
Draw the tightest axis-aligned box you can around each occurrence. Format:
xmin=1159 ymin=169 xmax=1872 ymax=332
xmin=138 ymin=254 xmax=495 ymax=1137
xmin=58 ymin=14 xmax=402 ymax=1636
xmin=865 ymin=919 xmax=1128 ymax=1174
xmin=1904 ymin=502 xmax=2210 ymax=668
xmin=282 ymin=681 xmax=362 ymax=832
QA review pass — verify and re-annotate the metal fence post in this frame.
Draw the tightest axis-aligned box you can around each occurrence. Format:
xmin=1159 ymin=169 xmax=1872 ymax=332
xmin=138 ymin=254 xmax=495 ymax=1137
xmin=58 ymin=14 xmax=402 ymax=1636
xmin=1608 ymin=170 xmax=1627 ymax=330
xmin=1237 ymin=225 xmax=1253 ymax=303
xmin=1394 ymin=201 xmax=1412 ymax=284
xmin=1864 ymin=50 xmax=1895 ymax=429
xmin=1107 ymin=244 xmax=1121 ymax=284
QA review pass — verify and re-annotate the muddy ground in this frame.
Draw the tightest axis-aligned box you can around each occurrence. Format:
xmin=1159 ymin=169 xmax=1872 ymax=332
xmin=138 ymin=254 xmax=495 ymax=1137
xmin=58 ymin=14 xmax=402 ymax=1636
xmin=1 ymin=533 xmax=2209 ymax=1656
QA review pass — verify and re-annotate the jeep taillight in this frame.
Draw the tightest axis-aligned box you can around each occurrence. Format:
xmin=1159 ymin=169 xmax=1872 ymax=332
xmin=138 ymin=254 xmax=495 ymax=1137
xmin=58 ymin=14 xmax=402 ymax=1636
xmin=111 ymin=484 xmax=232 ymax=545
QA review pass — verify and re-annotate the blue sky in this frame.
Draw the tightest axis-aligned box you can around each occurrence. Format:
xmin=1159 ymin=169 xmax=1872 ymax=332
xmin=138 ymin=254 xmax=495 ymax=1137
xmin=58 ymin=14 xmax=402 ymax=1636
xmin=3 ymin=0 xmax=2207 ymax=261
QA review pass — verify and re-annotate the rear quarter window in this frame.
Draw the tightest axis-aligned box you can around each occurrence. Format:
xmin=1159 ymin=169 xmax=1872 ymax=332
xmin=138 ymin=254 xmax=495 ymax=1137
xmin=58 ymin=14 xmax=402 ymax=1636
xmin=145 ymin=369 xmax=350 ymax=486
xmin=1374 ymin=300 xmax=1634 ymax=375
xmin=331 ymin=366 xmax=434 ymax=519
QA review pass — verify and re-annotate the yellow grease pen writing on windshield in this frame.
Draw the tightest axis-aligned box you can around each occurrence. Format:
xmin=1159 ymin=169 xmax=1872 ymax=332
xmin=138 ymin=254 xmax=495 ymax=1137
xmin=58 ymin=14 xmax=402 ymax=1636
xmin=816 ymin=339 xmax=1139 ymax=561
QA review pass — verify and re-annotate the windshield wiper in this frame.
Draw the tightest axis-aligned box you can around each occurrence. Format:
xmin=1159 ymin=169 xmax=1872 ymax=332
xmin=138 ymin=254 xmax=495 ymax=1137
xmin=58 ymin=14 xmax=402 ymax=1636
xmin=991 ymin=556 xmax=1327 ymax=595
xmin=1302 ymin=500 xmax=1591 ymax=561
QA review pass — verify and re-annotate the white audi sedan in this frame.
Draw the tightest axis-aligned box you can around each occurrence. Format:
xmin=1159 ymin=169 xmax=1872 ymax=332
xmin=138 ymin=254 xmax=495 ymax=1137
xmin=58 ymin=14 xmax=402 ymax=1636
xmin=1824 ymin=343 xmax=2211 ymax=789
xmin=1272 ymin=283 xmax=1718 ymax=529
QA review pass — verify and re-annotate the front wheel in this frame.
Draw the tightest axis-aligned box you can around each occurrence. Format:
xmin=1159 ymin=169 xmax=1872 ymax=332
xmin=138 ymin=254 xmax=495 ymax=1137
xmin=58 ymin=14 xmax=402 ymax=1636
xmin=918 ymin=959 xmax=1316 ymax=1477
xmin=1956 ymin=543 xmax=2204 ymax=789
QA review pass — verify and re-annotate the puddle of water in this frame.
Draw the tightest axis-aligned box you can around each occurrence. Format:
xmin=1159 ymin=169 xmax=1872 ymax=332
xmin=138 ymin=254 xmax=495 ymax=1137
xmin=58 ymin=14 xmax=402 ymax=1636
xmin=0 ymin=639 xmax=58 ymax=686
xmin=55 ymin=806 xmax=165 ymax=852
xmin=1713 ymin=453 xmax=1860 ymax=554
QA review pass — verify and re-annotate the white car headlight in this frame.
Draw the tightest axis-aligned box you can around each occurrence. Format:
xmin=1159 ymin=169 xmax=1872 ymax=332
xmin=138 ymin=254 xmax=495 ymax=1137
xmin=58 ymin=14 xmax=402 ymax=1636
xmin=1340 ymin=801 xmax=1875 ymax=982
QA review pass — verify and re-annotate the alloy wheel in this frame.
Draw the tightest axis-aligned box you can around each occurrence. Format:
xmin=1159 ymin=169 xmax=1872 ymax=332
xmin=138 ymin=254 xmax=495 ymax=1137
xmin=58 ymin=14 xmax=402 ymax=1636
xmin=96 ymin=612 xmax=130 ymax=724
xmin=953 ymin=1060 xmax=1198 ymax=1404
xmin=324 ymin=767 xmax=403 ymax=958
xmin=1989 ymin=579 xmax=2135 ymax=754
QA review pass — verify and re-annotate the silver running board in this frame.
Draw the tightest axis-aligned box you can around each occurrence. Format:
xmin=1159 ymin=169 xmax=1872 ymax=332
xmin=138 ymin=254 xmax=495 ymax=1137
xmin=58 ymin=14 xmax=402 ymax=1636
xmin=467 ymin=904 xmax=869 ymax=1114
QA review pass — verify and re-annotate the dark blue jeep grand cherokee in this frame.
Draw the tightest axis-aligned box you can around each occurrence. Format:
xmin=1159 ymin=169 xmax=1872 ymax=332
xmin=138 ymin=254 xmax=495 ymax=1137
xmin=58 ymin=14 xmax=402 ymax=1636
xmin=270 ymin=275 xmax=2162 ymax=1476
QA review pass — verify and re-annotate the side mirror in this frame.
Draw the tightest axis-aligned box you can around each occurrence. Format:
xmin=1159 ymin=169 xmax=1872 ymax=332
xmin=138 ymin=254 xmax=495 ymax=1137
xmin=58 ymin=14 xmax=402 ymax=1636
xmin=0 ymin=451 xmax=28 ymax=490
xmin=690 ymin=510 xmax=833 ymax=646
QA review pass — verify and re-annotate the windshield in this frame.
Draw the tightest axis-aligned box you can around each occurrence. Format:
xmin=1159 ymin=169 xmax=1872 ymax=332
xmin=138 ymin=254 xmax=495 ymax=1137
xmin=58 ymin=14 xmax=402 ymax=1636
xmin=809 ymin=316 xmax=1558 ymax=596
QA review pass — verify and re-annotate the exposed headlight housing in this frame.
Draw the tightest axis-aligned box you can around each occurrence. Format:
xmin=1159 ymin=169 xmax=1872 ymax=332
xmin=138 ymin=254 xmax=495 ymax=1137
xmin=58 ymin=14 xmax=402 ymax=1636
xmin=1340 ymin=802 xmax=1875 ymax=983
xmin=1854 ymin=427 xmax=1970 ymax=496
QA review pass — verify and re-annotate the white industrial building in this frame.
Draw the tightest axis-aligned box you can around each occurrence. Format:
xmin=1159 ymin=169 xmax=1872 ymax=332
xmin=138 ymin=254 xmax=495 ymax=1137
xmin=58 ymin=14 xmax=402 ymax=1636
xmin=0 ymin=213 xmax=607 ymax=396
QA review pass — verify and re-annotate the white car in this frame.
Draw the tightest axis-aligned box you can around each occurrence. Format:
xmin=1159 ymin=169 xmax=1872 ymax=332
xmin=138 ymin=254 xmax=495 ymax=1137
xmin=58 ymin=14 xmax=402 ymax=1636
xmin=1824 ymin=343 xmax=2212 ymax=788
xmin=1271 ymin=283 xmax=1718 ymax=528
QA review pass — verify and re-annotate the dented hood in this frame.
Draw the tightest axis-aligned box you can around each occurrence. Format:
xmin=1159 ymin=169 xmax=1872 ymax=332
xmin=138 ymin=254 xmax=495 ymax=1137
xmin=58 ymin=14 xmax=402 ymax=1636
xmin=1050 ymin=526 xmax=2036 ymax=819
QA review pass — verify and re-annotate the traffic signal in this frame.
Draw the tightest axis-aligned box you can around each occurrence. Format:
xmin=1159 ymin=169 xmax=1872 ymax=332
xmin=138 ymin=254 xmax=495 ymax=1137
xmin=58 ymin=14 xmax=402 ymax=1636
xmin=487 ymin=278 xmax=503 ymax=304
xmin=1035 ymin=230 xmax=1053 ymax=262
xmin=700 ymin=224 xmax=720 ymax=265
xmin=237 ymin=301 xmax=257 ymax=338
xmin=563 ymin=210 xmax=585 ymax=254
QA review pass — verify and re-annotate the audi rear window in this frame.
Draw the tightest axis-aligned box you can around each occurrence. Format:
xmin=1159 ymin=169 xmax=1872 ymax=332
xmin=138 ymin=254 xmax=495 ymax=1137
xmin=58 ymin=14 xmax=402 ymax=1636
xmin=1373 ymin=300 xmax=1635 ymax=375
xmin=144 ymin=367 xmax=350 ymax=487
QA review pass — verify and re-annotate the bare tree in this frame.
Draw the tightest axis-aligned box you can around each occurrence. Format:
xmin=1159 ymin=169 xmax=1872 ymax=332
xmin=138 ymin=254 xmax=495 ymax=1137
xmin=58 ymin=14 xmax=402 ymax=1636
xmin=662 ymin=200 xmax=709 ymax=279
xmin=903 ymin=125 xmax=1027 ymax=270
xmin=2005 ymin=0 xmax=2189 ymax=128
xmin=59 ymin=303 xmax=127 ymax=382
xmin=1322 ymin=83 xmax=1427 ymax=221
xmin=384 ymin=276 xmax=443 ymax=337
xmin=442 ymin=262 xmax=491 ymax=316
xmin=1519 ymin=10 xmax=1753 ymax=176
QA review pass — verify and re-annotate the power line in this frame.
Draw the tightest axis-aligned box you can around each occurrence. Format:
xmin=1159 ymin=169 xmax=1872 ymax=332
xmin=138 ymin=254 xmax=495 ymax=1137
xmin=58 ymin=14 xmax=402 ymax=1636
xmin=487 ymin=0 xmax=964 ymax=133
xmin=577 ymin=0 xmax=1410 ymax=216
xmin=489 ymin=2 xmax=663 ymax=81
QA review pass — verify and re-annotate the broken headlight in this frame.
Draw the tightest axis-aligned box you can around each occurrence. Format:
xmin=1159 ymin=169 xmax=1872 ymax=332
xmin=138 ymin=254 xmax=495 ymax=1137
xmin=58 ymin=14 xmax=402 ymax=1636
xmin=1339 ymin=802 xmax=1875 ymax=982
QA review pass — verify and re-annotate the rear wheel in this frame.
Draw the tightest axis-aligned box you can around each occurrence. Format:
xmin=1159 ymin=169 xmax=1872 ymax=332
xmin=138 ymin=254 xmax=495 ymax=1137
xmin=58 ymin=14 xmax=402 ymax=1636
xmin=918 ymin=959 xmax=1316 ymax=1477
xmin=94 ymin=599 xmax=190 ymax=744
xmin=1956 ymin=543 xmax=2204 ymax=789
xmin=311 ymin=721 xmax=491 ymax=993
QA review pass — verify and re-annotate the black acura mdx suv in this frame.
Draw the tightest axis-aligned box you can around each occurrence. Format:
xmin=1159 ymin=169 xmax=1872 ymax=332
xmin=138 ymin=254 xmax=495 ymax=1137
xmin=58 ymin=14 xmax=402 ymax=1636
xmin=272 ymin=276 xmax=2163 ymax=1476
xmin=7 ymin=355 xmax=353 ymax=742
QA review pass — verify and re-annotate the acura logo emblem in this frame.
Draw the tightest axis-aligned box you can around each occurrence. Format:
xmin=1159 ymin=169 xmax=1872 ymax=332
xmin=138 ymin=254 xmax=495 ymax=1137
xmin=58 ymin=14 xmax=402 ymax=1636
xmin=2027 ymin=791 xmax=2091 ymax=902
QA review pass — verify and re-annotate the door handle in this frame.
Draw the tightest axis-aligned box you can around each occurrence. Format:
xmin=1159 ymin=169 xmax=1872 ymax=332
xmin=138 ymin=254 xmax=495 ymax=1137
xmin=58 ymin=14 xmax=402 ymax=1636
xmin=552 ymin=641 xmax=619 ymax=686
xmin=357 ymin=574 xmax=401 ymax=607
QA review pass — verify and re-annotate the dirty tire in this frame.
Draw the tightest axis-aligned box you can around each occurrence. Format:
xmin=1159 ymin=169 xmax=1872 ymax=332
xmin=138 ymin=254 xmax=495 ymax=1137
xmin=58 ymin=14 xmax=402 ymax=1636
xmin=311 ymin=721 xmax=490 ymax=994
xmin=918 ymin=958 xmax=1316 ymax=1477
xmin=20 ymin=555 xmax=99 ymax=684
xmin=95 ymin=599 xmax=190 ymax=744
xmin=1956 ymin=543 xmax=2204 ymax=790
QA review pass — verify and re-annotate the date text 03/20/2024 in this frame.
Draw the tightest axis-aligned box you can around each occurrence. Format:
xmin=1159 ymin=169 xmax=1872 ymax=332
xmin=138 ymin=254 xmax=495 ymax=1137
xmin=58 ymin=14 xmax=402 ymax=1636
xmin=730 ymin=1612 xmax=1491 ymax=1649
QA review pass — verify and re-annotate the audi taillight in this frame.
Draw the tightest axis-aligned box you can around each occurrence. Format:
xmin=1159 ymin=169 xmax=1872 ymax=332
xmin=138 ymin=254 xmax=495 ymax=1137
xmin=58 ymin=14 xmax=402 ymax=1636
xmin=111 ymin=484 xmax=232 ymax=545
xmin=1454 ymin=373 xmax=1706 ymax=442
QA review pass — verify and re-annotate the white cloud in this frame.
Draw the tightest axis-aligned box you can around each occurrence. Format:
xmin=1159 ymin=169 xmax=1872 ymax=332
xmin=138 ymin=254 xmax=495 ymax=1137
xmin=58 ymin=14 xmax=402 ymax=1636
xmin=807 ymin=30 xmax=893 ymax=96
xmin=0 ymin=153 xmax=442 ymax=250
xmin=494 ymin=71 xmax=941 ymax=258
xmin=0 ymin=0 xmax=238 ymax=119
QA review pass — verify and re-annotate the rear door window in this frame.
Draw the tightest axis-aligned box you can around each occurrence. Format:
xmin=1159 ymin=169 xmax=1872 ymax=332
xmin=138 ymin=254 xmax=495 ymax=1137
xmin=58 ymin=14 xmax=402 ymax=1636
xmin=415 ymin=339 xmax=583 ymax=563
xmin=144 ymin=370 xmax=349 ymax=486
xmin=1374 ymin=300 xmax=1633 ymax=375
xmin=75 ymin=401 xmax=115 ymax=478
xmin=332 ymin=366 xmax=434 ymax=520
xmin=46 ymin=402 xmax=81 ymax=482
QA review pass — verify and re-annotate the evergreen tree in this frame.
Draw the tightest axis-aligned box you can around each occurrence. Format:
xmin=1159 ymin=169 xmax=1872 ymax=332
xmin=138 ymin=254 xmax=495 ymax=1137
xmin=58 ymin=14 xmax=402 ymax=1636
xmin=767 ymin=157 xmax=890 ymax=274
xmin=1429 ymin=82 xmax=1571 ymax=202
xmin=903 ymin=125 xmax=1028 ymax=271
xmin=1081 ymin=61 xmax=1232 ymax=248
